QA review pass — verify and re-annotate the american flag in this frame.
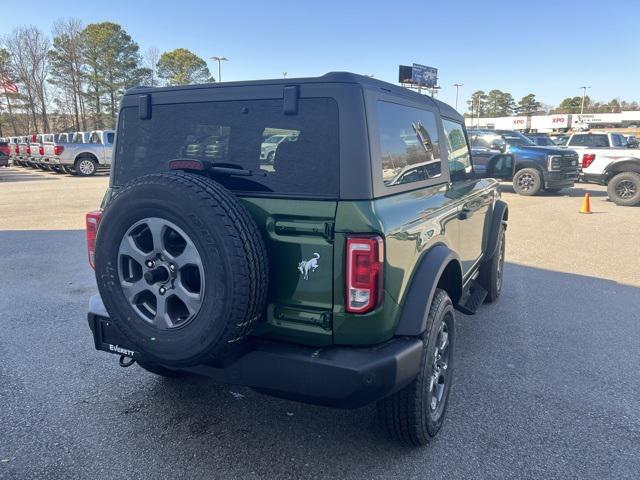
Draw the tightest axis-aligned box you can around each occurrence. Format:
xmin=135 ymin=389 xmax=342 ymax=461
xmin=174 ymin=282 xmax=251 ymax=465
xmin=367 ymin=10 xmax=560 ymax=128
xmin=1 ymin=76 xmax=18 ymax=94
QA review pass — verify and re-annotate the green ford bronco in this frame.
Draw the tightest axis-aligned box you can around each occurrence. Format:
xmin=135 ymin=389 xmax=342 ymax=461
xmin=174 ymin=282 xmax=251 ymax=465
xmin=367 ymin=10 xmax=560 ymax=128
xmin=86 ymin=72 xmax=513 ymax=446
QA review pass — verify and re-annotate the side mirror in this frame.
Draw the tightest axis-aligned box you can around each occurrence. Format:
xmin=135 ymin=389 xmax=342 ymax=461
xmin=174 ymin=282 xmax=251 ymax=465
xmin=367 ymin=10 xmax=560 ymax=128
xmin=485 ymin=153 xmax=515 ymax=179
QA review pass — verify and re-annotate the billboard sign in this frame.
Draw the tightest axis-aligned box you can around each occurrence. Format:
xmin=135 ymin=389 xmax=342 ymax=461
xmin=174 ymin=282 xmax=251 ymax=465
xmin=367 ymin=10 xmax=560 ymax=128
xmin=398 ymin=64 xmax=438 ymax=88
xmin=411 ymin=63 xmax=438 ymax=88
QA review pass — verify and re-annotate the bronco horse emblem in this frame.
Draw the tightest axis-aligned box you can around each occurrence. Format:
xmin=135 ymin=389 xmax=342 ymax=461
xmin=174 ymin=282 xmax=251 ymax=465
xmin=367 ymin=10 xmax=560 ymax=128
xmin=298 ymin=253 xmax=320 ymax=280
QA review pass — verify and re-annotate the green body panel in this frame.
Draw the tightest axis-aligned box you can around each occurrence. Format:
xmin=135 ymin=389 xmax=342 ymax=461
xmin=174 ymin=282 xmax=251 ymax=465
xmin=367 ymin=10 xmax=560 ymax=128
xmin=239 ymin=197 xmax=338 ymax=346
xmin=332 ymin=178 xmax=498 ymax=345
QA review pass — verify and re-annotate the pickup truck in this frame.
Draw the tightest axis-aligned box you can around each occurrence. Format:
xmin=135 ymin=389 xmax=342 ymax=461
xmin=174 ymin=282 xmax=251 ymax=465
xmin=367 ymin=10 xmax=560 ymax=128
xmin=566 ymin=132 xmax=640 ymax=206
xmin=56 ymin=130 xmax=115 ymax=176
xmin=468 ymin=129 xmax=579 ymax=195
xmin=42 ymin=133 xmax=69 ymax=171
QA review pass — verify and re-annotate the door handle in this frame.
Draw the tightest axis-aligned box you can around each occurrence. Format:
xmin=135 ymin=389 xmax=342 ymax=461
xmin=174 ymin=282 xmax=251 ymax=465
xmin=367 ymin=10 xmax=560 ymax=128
xmin=458 ymin=208 xmax=472 ymax=220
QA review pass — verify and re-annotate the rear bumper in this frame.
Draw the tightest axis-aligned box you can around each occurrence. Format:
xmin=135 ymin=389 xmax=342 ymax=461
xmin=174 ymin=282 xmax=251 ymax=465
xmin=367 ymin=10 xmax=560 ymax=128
xmin=87 ymin=294 xmax=423 ymax=408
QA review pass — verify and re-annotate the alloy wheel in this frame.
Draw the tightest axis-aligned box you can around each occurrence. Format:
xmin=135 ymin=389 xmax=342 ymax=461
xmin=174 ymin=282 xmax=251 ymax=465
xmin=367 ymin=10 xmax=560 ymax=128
xmin=117 ymin=217 xmax=205 ymax=330
xmin=427 ymin=317 xmax=451 ymax=416
xmin=615 ymin=180 xmax=637 ymax=200
xmin=517 ymin=172 xmax=535 ymax=191
xmin=78 ymin=159 xmax=95 ymax=175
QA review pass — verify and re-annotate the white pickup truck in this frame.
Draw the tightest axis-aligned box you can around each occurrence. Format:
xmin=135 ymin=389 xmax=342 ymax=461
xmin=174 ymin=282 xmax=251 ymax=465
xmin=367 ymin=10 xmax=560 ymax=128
xmin=566 ymin=132 xmax=640 ymax=206
xmin=51 ymin=130 xmax=115 ymax=176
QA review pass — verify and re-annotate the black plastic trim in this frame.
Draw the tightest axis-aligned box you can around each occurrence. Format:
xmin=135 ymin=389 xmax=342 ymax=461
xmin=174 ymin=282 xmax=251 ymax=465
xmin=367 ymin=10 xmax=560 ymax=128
xmin=88 ymin=313 xmax=423 ymax=409
xmin=394 ymin=245 xmax=462 ymax=336
xmin=484 ymin=199 xmax=508 ymax=259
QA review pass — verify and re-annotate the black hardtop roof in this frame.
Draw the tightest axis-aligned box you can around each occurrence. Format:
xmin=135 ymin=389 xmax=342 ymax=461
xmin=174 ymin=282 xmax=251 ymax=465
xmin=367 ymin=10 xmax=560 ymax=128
xmin=126 ymin=71 xmax=462 ymax=122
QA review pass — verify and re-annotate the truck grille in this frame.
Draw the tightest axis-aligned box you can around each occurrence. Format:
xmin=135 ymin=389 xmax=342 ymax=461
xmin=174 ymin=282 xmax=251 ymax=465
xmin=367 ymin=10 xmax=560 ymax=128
xmin=550 ymin=154 xmax=579 ymax=174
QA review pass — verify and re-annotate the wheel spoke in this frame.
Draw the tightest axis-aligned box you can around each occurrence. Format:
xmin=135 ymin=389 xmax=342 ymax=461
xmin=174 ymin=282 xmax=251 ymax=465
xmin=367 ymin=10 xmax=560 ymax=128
xmin=174 ymin=281 xmax=202 ymax=314
xmin=119 ymin=236 xmax=148 ymax=265
xmin=145 ymin=218 xmax=166 ymax=254
xmin=121 ymin=277 xmax=147 ymax=301
xmin=154 ymin=295 xmax=171 ymax=329
xmin=439 ymin=331 xmax=449 ymax=352
xmin=173 ymin=242 xmax=201 ymax=267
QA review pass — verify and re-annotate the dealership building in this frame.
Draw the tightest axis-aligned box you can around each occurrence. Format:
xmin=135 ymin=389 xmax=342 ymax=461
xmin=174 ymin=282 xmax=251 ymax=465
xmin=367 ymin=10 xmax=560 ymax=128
xmin=465 ymin=111 xmax=640 ymax=132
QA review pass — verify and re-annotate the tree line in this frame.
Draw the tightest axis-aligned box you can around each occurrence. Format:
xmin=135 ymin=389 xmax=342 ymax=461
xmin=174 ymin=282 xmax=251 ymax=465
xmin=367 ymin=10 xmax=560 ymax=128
xmin=0 ymin=19 xmax=214 ymax=136
xmin=465 ymin=89 xmax=640 ymax=118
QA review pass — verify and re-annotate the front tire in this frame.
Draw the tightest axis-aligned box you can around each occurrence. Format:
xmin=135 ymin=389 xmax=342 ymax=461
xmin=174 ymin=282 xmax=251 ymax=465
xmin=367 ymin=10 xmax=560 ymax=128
xmin=377 ymin=289 xmax=455 ymax=446
xmin=75 ymin=157 xmax=97 ymax=176
xmin=607 ymin=172 xmax=640 ymax=206
xmin=513 ymin=168 xmax=542 ymax=196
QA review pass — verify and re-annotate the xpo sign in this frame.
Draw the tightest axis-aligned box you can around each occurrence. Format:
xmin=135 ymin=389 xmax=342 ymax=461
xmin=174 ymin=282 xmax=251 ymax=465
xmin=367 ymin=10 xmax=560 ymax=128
xmin=530 ymin=114 xmax=570 ymax=131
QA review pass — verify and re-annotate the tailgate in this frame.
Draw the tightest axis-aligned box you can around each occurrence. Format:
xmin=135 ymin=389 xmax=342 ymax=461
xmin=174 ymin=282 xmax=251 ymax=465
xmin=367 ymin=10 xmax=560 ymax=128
xmin=241 ymin=197 xmax=337 ymax=346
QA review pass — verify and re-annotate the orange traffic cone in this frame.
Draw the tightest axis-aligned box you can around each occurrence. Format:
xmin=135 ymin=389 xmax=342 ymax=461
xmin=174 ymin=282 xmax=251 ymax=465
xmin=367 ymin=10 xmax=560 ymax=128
xmin=579 ymin=193 xmax=592 ymax=214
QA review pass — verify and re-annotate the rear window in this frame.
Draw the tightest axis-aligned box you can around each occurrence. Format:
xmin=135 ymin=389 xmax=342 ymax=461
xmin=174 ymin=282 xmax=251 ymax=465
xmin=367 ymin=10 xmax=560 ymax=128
xmin=114 ymin=98 xmax=340 ymax=198
xmin=568 ymin=134 xmax=609 ymax=147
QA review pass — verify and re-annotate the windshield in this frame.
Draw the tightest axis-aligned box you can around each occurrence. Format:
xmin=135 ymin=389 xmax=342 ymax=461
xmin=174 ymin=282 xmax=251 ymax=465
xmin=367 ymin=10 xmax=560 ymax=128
xmin=500 ymin=132 xmax=536 ymax=147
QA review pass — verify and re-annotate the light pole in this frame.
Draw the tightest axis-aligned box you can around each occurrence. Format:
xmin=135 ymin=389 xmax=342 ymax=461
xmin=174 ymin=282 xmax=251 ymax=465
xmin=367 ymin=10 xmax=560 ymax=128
xmin=210 ymin=56 xmax=228 ymax=82
xmin=580 ymin=85 xmax=591 ymax=115
xmin=453 ymin=83 xmax=463 ymax=111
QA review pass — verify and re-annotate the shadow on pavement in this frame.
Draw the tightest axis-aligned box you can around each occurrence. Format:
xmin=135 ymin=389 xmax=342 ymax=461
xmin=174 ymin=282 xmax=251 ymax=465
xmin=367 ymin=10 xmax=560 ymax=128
xmin=1 ymin=230 xmax=639 ymax=480
xmin=0 ymin=166 xmax=109 ymax=183
xmin=0 ymin=166 xmax=57 ymax=182
xmin=499 ymin=182 xmax=609 ymax=197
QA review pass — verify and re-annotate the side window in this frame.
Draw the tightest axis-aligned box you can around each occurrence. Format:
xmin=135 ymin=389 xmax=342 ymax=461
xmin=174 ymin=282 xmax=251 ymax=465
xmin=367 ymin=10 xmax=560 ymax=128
xmin=106 ymin=132 xmax=115 ymax=144
xmin=612 ymin=135 xmax=622 ymax=147
xmin=89 ymin=132 xmax=100 ymax=144
xmin=377 ymin=101 xmax=441 ymax=187
xmin=442 ymin=119 xmax=472 ymax=181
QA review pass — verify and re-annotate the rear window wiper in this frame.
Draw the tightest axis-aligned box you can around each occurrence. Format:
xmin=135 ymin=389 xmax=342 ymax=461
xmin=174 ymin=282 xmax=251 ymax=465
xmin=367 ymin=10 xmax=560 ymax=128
xmin=168 ymin=159 xmax=266 ymax=177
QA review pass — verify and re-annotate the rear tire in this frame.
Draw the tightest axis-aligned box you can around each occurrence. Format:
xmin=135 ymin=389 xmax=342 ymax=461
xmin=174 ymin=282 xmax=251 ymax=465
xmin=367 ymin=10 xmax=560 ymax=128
xmin=478 ymin=224 xmax=505 ymax=303
xmin=377 ymin=289 xmax=455 ymax=446
xmin=513 ymin=168 xmax=542 ymax=196
xmin=75 ymin=156 xmax=97 ymax=176
xmin=607 ymin=172 xmax=640 ymax=206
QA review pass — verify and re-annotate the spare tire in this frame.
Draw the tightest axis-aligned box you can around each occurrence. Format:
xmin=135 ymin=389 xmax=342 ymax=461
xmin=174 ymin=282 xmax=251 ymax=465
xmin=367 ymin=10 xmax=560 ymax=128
xmin=94 ymin=172 xmax=268 ymax=367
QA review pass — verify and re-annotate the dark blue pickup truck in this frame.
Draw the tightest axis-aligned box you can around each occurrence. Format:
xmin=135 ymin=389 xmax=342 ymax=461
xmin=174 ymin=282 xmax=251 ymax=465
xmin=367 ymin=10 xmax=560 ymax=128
xmin=468 ymin=129 xmax=579 ymax=195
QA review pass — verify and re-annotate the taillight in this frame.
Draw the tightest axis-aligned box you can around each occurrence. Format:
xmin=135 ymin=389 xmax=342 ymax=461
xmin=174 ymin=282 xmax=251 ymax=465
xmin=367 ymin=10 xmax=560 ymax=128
xmin=582 ymin=154 xmax=596 ymax=168
xmin=26 ymin=146 xmax=31 ymax=154
xmin=39 ymin=146 xmax=44 ymax=155
xmin=345 ymin=235 xmax=384 ymax=313
xmin=86 ymin=211 xmax=103 ymax=269
xmin=13 ymin=145 xmax=19 ymax=154
xmin=54 ymin=145 xmax=64 ymax=155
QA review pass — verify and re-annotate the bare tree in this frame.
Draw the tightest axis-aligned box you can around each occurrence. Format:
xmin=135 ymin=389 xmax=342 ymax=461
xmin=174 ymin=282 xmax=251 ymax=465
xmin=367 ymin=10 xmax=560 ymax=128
xmin=144 ymin=46 xmax=160 ymax=87
xmin=49 ymin=18 xmax=86 ymax=130
xmin=3 ymin=26 xmax=50 ymax=132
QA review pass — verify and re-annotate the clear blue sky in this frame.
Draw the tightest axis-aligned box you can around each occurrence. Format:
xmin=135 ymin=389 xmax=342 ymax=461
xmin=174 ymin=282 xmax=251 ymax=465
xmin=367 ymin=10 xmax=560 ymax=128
xmin=2 ymin=0 xmax=638 ymax=110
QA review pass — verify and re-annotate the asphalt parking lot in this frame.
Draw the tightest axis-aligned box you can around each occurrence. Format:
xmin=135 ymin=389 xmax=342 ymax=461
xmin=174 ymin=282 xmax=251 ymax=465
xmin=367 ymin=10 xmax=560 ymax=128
xmin=1 ymin=167 xmax=639 ymax=479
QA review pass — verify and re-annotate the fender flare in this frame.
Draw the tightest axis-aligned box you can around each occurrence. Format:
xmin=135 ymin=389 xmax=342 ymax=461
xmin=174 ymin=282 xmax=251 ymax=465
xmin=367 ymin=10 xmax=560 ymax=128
xmin=514 ymin=158 xmax=545 ymax=176
xmin=394 ymin=244 xmax=463 ymax=337
xmin=604 ymin=158 xmax=640 ymax=181
xmin=75 ymin=152 xmax=99 ymax=164
xmin=484 ymin=199 xmax=509 ymax=259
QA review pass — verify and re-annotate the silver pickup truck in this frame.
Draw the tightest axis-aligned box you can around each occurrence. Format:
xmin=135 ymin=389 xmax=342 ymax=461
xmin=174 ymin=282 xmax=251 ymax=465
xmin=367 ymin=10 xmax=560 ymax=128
xmin=49 ymin=130 xmax=115 ymax=176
